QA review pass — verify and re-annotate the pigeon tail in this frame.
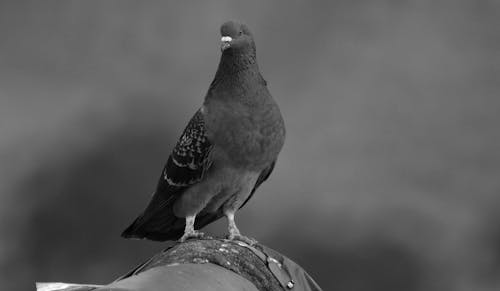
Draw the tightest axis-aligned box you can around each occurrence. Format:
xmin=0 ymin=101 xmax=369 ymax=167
xmin=121 ymin=193 xmax=186 ymax=241
xmin=121 ymin=192 xmax=225 ymax=241
xmin=121 ymin=213 xmax=185 ymax=241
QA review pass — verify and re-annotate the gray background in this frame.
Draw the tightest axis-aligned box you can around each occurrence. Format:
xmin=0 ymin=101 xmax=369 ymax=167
xmin=1 ymin=1 xmax=499 ymax=291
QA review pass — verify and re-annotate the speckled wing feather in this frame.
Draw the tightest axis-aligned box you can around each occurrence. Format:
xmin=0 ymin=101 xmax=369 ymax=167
xmin=121 ymin=109 xmax=213 ymax=240
xmin=157 ymin=109 xmax=213 ymax=193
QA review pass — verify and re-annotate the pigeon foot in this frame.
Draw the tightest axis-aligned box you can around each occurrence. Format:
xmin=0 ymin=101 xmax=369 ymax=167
xmin=228 ymin=234 xmax=258 ymax=246
xmin=179 ymin=230 xmax=205 ymax=243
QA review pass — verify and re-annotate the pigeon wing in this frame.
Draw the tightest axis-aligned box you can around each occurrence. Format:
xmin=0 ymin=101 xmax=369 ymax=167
xmin=121 ymin=109 xmax=213 ymax=240
xmin=158 ymin=109 xmax=213 ymax=194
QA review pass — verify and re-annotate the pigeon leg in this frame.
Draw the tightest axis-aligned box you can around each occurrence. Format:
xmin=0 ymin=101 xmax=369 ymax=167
xmin=225 ymin=211 xmax=257 ymax=245
xmin=179 ymin=215 xmax=204 ymax=242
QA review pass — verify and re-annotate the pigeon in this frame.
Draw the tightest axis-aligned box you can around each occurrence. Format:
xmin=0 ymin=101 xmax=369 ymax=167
xmin=121 ymin=21 xmax=285 ymax=244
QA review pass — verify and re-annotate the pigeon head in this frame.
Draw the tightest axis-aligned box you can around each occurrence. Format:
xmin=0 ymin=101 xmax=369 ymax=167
xmin=220 ymin=21 xmax=255 ymax=53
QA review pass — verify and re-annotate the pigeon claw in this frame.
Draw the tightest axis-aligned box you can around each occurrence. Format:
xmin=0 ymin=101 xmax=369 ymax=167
xmin=228 ymin=234 xmax=258 ymax=246
xmin=178 ymin=230 xmax=205 ymax=243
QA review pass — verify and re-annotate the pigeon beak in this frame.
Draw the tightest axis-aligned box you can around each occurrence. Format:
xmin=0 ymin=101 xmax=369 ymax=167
xmin=221 ymin=36 xmax=232 ymax=51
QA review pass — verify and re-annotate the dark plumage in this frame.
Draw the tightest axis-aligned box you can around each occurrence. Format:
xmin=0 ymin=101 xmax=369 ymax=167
xmin=122 ymin=21 xmax=285 ymax=243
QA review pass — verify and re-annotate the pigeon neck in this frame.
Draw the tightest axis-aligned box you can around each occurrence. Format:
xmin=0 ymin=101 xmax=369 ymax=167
xmin=206 ymin=50 xmax=266 ymax=101
xmin=214 ymin=50 xmax=258 ymax=78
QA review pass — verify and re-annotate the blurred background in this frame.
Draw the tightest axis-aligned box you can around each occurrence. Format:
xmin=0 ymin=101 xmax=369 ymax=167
xmin=1 ymin=1 xmax=499 ymax=291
